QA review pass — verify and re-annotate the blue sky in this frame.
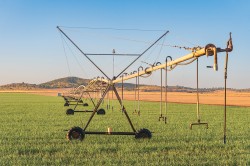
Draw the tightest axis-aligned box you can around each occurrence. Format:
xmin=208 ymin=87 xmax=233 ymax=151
xmin=0 ymin=0 xmax=249 ymax=88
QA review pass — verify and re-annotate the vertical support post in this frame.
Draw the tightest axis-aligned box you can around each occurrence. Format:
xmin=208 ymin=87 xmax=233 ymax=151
xmin=121 ymin=76 xmax=124 ymax=100
xmin=113 ymin=49 xmax=115 ymax=78
xmin=107 ymin=91 xmax=110 ymax=110
xmin=160 ymin=68 xmax=163 ymax=117
xmin=190 ymin=58 xmax=208 ymax=129
xmin=164 ymin=56 xmax=172 ymax=124
xmin=137 ymin=67 xmax=143 ymax=115
xmin=196 ymin=58 xmax=200 ymax=123
xmin=137 ymin=72 xmax=140 ymax=115
xmin=224 ymin=52 xmax=229 ymax=144
xmin=164 ymin=66 xmax=168 ymax=124
xmin=134 ymin=76 xmax=137 ymax=113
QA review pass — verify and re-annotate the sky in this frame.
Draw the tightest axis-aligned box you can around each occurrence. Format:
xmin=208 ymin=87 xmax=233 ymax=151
xmin=0 ymin=0 xmax=249 ymax=89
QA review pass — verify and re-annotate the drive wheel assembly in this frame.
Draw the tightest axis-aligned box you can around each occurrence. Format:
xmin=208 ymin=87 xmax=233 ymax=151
xmin=67 ymin=126 xmax=85 ymax=141
xmin=66 ymin=109 xmax=74 ymax=115
xmin=97 ymin=108 xmax=106 ymax=115
xmin=64 ymin=102 xmax=69 ymax=106
xmin=135 ymin=128 xmax=152 ymax=139
xmin=83 ymin=103 xmax=89 ymax=106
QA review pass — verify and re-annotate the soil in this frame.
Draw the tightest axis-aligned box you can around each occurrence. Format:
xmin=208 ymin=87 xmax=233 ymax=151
xmin=121 ymin=90 xmax=250 ymax=107
xmin=1 ymin=89 xmax=249 ymax=107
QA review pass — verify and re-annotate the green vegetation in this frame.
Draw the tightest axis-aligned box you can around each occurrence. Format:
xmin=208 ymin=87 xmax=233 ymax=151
xmin=0 ymin=93 xmax=249 ymax=165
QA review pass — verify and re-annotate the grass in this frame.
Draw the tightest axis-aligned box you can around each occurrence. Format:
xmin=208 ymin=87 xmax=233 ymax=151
xmin=0 ymin=93 xmax=249 ymax=165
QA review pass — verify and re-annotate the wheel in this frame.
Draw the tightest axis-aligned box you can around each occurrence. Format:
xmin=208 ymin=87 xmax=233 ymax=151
xmin=66 ymin=109 xmax=74 ymax=115
xmin=97 ymin=108 xmax=105 ymax=115
xmin=135 ymin=128 xmax=152 ymax=139
xmin=83 ymin=103 xmax=89 ymax=107
xmin=64 ymin=102 xmax=69 ymax=106
xmin=67 ymin=126 xmax=85 ymax=141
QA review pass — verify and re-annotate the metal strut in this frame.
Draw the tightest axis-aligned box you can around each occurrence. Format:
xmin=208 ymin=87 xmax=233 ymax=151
xmin=113 ymin=85 xmax=137 ymax=132
xmin=73 ymin=90 xmax=89 ymax=110
xmin=83 ymin=84 xmax=111 ymax=131
xmin=82 ymin=82 xmax=137 ymax=133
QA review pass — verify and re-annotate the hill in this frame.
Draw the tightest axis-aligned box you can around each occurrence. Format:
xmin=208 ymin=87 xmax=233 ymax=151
xmin=0 ymin=76 xmax=249 ymax=92
xmin=39 ymin=77 xmax=89 ymax=88
xmin=0 ymin=77 xmax=90 ymax=90
xmin=0 ymin=82 xmax=39 ymax=90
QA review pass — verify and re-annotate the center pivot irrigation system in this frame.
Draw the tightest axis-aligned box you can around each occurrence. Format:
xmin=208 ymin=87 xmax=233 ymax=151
xmin=57 ymin=26 xmax=233 ymax=142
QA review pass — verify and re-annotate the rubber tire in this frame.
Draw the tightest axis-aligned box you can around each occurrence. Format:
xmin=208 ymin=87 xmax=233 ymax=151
xmin=66 ymin=109 xmax=74 ymax=115
xmin=83 ymin=103 xmax=89 ymax=107
xmin=67 ymin=126 xmax=85 ymax=141
xmin=97 ymin=108 xmax=105 ymax=115
xmin=135 ymin=128 xmax=152 ymax=139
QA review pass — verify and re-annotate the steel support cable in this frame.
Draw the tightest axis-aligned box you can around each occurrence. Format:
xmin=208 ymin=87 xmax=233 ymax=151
xmin=59 ymin=27 xmax=196 ymax=81
xmin=86 ymin=53 xmax=140 ymax=56
xmin=171 ymin=33 xmax=201 ymax=48
xmin=59 ymin=26 xmax=201 ymax=54
xmin=59 ymin=26 xmax=168 ymax=58
xmin=107 ymin=36 xmax=201 ymax=51
xmin=154 ymin=34 xmax=167 ymax=64
xmin=69 ymin=30 xmax=199 ymax=52
xmin=138 ymin=39 xmax=163 ymax=66
xmin=85 ymin=33 xmax=201 ymax=52
xmin=59 ymin=32 xmax=71 ymax=77
xmin=57 ymin=27 xmax=110 ymax=80
xmin=58 ymin=26 xmax=165 ymax=32
xmin=116 ymin=31 xmax=169 ymax=78
xmin=60 ymin=33 xmax=89 ymax=78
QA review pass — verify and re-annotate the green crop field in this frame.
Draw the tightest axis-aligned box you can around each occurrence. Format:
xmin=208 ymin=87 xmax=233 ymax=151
xmin=0 ymin=93 xmax=249 ymax=165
